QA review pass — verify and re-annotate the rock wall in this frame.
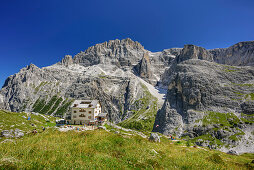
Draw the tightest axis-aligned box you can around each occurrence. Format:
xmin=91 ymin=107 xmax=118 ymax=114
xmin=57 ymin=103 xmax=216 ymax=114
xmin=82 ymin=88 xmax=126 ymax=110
xmin=154 ymin=58 xmax=254 ymax=152
xmin=210 ymin=41 xmax=254 ymax=66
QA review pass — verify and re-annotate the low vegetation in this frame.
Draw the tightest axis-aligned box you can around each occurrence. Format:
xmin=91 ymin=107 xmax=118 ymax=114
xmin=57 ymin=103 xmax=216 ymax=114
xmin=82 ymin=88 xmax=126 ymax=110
xmin=0 ymin=110 xmax=56 ymax=134
xmin=0 ymin=129 xmax=253 ymax=169
xmin=32 ymin=96 xmax=73 ymax=116
xmin=0 ymin=110 xmax=253 ymax=169
xmin=34 ymin=81 xmax=48 ymax=94
xmin=192 ymin=111 xmax=249 ymax=147
xmin=202 ymin=111 xmax=241 ymax=128
xmin=55 ymin=99 xmax=74 ymax=116
xmin=118 ymin=84 xmax=158 ymax=131
xmin=32 ymin=98 xmax=46 ymax=113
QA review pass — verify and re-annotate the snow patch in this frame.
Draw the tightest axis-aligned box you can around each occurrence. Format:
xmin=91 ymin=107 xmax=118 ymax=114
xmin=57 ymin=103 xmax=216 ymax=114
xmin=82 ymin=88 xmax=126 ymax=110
xmin=138 ymin=77 xmax=166 ymax=106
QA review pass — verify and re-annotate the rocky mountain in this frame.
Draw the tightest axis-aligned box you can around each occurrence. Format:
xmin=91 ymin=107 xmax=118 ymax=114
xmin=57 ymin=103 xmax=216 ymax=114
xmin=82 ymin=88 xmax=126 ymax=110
xmin=210 ymin=41 xmax=254 ymax=66
xmin=0 ymin=38 xmax=253 ymax=153
xmin=0 ymin=38 xmax=174 ymax=126
xmin=154 ymin=43 xmax=254 ymax=153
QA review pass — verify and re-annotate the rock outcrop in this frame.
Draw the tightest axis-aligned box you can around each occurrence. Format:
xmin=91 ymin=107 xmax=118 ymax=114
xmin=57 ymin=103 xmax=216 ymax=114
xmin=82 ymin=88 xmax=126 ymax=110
xmin=154 ymin=58 xmax=254 ymax=153
xmin=61 ymin=55 xmax=73 ymax=66
xmin=149 ymin=133 xmax=160 ymax=142
xmin=176 ymin=45 xmax=214 ymax=63
xmin=133 ymin=52 xmax=154 ymax=84
xmin=0 ymin=94 xmax=4 ymax=110
xmin=1 ymin=129 xmax=24 ymax=138
xmin=73 ymin=38 xmax=145 ymax=67
xmin=210 ymin=41 xmax=254 ymax=66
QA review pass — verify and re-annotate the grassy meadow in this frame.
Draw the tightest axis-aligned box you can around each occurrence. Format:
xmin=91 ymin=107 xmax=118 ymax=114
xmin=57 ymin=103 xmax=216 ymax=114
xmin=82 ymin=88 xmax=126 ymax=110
xmin=0 ymin=110 xmax=56 ymax=133
xmin=0 ymin=128 xmax=253 ymax=169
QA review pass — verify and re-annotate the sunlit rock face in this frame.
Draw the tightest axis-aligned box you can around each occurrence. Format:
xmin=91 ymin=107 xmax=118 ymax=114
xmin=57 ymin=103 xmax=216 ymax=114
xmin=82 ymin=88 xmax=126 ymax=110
xmin=153 ymin=41 xmax=254 ymax=153
xmin=0 ymin=38 xmax=178 ymax=122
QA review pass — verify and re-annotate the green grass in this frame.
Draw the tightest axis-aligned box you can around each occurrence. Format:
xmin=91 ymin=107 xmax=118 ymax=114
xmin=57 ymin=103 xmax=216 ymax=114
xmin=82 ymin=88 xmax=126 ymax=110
xmin=0 ymin=129 xmax=253 ymax=169
xmin=55 ymin=99 xmax=74 ymax=116
xmin=34 ymin=81 xmax=48 ymax=94
xmin=48 ymin=97 xmax=63 ymax=114
xmin=224 ymin=69 xmax=237 ymax=72
xmin=241 ymin=113 xmax=254 ymax=124
xmin=229 ymin=131 xmax=246 ymax=142
xmin=245 ymin=93 xmax=254 ymax=100
xmin=39 ymin=95 xmax=58 ymax=114
xmin=118 ymin=84 xmax=158 ymax=131
xmin=32 ymin=98 xmax=46 ymax=113
xmin=231 ymin=83 xmax=254 ymax=87
xmin=202 ymin=111 xmax=240 ymax=128
xmin=32 ymin=96 xmax=71 ymax=116
xmin=191 ymin=111 xmax=247 ymax=147
xmin=189 ymin=134 xmax=224 ymax=148
xmin=0 ymin=110 xmax=56 ymax=134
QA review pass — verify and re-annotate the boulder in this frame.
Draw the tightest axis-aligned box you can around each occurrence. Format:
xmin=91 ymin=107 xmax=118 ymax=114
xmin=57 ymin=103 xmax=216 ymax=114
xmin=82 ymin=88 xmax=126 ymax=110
xmin=149 ymin=133 xmax=160 ymax=142
xmin=14 ymin=129 xmax=24 ymax=138
xmin=227 ymin=150 xmax=239 ymax=155
xmin=1 ymin=130 xmax=14 ymax=138
xmin=98 ymin=126 xmax=106 ymax=130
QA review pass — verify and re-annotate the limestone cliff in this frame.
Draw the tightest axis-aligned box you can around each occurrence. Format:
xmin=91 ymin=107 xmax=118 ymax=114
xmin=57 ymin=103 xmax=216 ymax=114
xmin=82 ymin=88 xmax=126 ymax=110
xmin=0 ymin=38 xmax=176 ymax=123
xmin=210 ymin=41 xmax=254 ymax=66
xmin=154 ymin=44 xmax=254 ymax=153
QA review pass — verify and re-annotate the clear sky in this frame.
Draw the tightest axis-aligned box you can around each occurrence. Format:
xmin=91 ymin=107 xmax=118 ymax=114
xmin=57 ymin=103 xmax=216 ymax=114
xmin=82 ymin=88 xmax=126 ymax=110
xmin=0 ymin=0 xmax=254 ymax=87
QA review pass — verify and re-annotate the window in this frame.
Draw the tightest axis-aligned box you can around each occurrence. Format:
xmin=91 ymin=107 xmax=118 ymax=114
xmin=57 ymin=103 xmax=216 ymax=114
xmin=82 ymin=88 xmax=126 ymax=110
xmin=79 ymin=114 xmax=86 ymax=117
xmin=81 ymin=101 xmax=91 ymax=104
xmin=73 ymin=116 xmax=77 ymax=118
xmin=79 ymin=109 xmax=86 ymax=112
xmin=88 ymin=116 xmax=91 ymax=119
xmin=74 ymin=111 xmax=77 ymax=113
xmin=89 ymin=111 xmax=92 ymax=114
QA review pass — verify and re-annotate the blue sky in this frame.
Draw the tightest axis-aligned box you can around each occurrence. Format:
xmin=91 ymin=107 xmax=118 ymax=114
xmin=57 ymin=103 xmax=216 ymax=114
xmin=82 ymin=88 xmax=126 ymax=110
xmin=0 ymin=0 xmax=254 ymax=87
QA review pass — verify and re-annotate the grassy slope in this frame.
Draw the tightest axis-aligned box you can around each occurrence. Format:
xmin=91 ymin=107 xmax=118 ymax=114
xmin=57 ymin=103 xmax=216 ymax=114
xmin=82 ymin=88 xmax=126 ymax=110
xmin=118 ymin=84 xmax=158 ymax=131
xmin=0 ymin=129 xmax=253 ymax=169
xmin=0 ymin=110 xmax=56 ymax=134
xmin=190 ymin=111 xmax=254 ymax=148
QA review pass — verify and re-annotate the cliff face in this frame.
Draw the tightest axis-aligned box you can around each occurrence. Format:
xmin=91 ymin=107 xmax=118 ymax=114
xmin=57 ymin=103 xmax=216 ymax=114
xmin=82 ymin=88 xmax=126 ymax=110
xmin=133 ymin=52 xmax=154 ymax=84
xmin=154 ymin=43 xmax=254 ymax=153
xmin=177 ymin=45 xmax=214 ymax=63
xmin=210 ymin=41 xmax=254 ymax=66
xmin=0 ymin=62 xmax=149 ymax=123
xmin=72 ymin=38 xmax=145 ymax=67
xmin=0 ymin=38 xmax=177 ymax=123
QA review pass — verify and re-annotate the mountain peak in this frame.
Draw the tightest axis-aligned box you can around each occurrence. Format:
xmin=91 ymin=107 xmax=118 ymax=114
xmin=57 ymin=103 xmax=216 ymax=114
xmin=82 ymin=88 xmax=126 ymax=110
xmin=61 ymin=55 xmax=73 ymax=66
xmin=85 ymin=38 xmax=144 ymax=53
xmin=177 ymin=44 xmax=213 ymax=63
xmin=26 ymin=63 xmax=39 ymax=71
xmin=73 ymin=38 xmax=146 ymax=67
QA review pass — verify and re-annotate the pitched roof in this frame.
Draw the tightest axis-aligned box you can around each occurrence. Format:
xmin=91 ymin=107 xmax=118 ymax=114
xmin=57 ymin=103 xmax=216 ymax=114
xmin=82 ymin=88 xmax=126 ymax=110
xmin=71 ymin=100 xmax=100 ymax=108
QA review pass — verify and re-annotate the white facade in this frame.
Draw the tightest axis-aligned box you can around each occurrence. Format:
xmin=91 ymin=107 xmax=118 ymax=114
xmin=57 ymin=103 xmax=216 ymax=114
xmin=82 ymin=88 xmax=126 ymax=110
xmin=70 ymin=100 xmax=102 ymax=125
